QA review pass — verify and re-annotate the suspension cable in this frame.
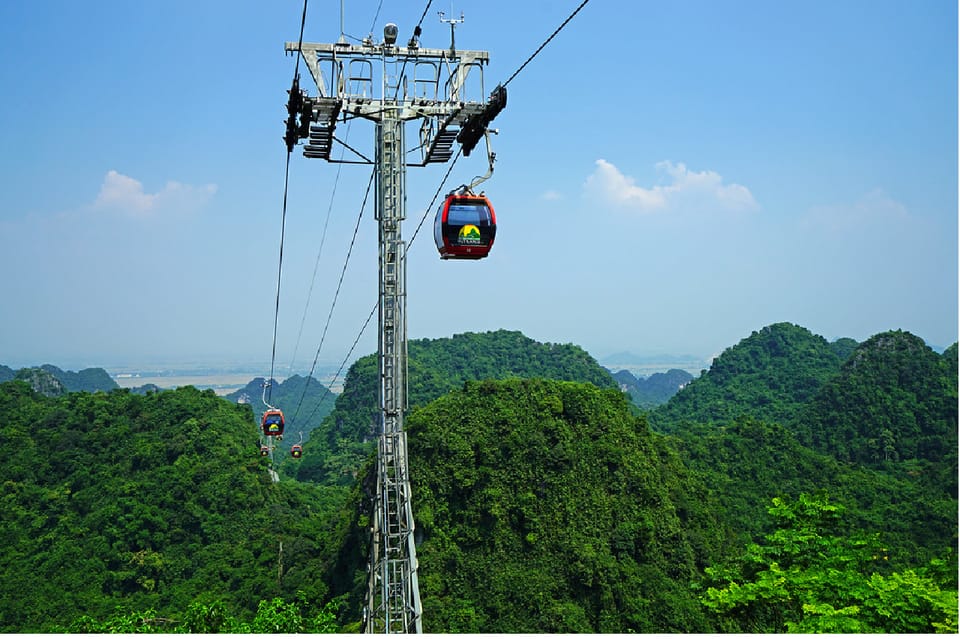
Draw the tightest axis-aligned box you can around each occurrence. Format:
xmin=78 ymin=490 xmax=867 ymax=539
xmin=291 ymin=169 xmax=376 ymax=425
xmin=407 ymin=1 xmax=590 ymax=254
xmin=267 ymin=0 xmax=309 ymax=405
xmin=302 ymin=300 xmax=379 ymax=426
xmin=408 ymin=147 xmax=462 ymax=249
xmin=288 ymin=118 xmax=356 ymax=373
xmin=503 ymin=0 xmax=591 ymax=87
xmin=390 ymin=0 xmax=434 ymax=103
xmin=293 ymin=0 xmax=309 ymax=74
xmin=268 ymin=154 xmax=292 ymax=405
xmin=368 ymin=0 xmax=384 ymax=34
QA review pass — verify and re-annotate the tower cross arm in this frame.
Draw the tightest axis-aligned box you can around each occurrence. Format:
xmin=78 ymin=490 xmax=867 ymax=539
xmin=286 ymin=41 xmax=489 ymax=101
xmin=285 ymin=41 xmax=490 ymax=65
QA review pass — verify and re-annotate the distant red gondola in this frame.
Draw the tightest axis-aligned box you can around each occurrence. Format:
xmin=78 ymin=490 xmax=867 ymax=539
xmin=262 ymin=409 xmax=285 ymax=437
xmin=434 ymin=191 xmax=496 ymax=259
xmin=260 ymin=445 xmax=270 ymax=457
xmin=291 ymin=444 xmax=303 ymax=459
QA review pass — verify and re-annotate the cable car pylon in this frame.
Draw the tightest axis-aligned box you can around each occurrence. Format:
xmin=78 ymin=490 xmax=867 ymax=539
xmin=283 ymin=12 xmax=506 ymax=632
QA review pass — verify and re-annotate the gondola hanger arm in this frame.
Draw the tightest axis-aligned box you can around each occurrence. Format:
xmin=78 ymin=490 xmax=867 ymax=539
xmin=468 ymin=128 xmax=497 ymax=192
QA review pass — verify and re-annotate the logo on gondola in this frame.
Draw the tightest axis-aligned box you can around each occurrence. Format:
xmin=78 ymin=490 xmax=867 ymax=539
xmin=457 ymin=224 xmax=483 ymax=245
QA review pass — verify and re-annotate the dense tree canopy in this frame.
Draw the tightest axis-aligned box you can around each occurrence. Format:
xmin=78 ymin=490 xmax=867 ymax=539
xmin=794 ymin=331 xmax=958 ymax=466
xmin=612 ymin=368 xmax=693 ymax=408
xmin=223 ymin=374 xmax=336 ymax=447
xmin=293 ymin=330 xmax=618 ymax=487
xmin=700 ymin=493 xmax=957 ymax=633
xmin=402 ymin=379 xmax=722 ymax=632
xmin=0 ymin=382 xmax=343 ymax=632
xmin=0 ymin=323 xmax=955 ymax=633
xmin=650 ymin=323 xmax=851 ymax=432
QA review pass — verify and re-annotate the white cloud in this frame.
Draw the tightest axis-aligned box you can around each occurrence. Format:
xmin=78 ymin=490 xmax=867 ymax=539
xmin=802 ymin=188 xmax=910 ymax=233
xmin=540 ymin=190 xmax=563 ymax=201
xmin=583 ymin=159 xmax=758 ymax=214
xmin=92 ymin=170 xmax=217 ymax=216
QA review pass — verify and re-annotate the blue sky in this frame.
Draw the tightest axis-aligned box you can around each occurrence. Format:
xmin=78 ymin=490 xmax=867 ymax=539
xmin=0 ymin=0 xmax=956 ymax=372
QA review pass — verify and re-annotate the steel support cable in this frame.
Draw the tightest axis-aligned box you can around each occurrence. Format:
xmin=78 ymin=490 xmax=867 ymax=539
xmin=290 ymin=169 xmax=376 ymax=425
xmin=287 ymin=159 xmax=343 ymax=373
xmin=289 ymin=0 xmax=388 ymax=374
xmin=268 ymin=152 xmax=293 ymax=405
xmin=502 ymin=0 xmax=591 ymax=87
xmin=369 ymin=0 xmax=384 ymax=34
xmin=302 ymin=299 xmax=378 ymax=426
xmin=390 ymin=0 xmax=434 ymax=103
xmin=408 ymin=146 xmax=462 ymax=249
xmin=288 ymin=118 xmax=356 ymax=373
xmin=406 ymin=0 xmax=588 ymax=255
xmin=266 ymin=0 xmax=309 ymax=405
xmin=293 ymin=0 xmax=309 ymax=73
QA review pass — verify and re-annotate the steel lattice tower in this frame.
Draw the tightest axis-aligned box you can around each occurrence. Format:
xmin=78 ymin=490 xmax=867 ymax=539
xmin=284 ymin=21 xmax=501 ymax=633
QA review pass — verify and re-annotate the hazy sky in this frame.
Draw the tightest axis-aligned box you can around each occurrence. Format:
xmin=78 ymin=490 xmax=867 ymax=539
xmin=1 ymin=0 xmax=956 ymax=372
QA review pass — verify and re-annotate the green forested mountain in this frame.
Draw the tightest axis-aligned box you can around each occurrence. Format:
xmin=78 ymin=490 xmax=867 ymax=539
xmin=40 ymin=364 xmax=119 ymax=392
xmin=293 ymin=330 xmax=617 ymax=486
xmin=667 ymin=417 xmax=957 ymax=571
xmin=794 ymin=330 xmax=958 ymax=466
xmin=0 ymin=364 xmax=119 ymax=393
xmin=657 ymin=327 xmax=957 ymax=571
xmin=649 ymin=323 xmax=853 ymax=432
xmin=330 ymin=379 xmax=724 ymax=632
xmin=612 ymin=368 xmax=694 ymax=408
xmin=0 ymin=382 xmax=343 ymax=632
xmin=223 ymin=374 xmax=337 ymax=443
xmin=1 ymin=324 xmax=956 ymax=633
xmin=14 ymin=367 xmax=67 ymax=396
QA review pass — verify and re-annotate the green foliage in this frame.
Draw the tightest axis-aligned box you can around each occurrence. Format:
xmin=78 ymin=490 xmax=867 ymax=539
xmin=699 ymin=493 xmax=958 ymax=633
xmin=14 ymin=366 xmax=66 ymax=396
xmin=223 ymin=374 xmax=337 ymax=444
xmin=295 ymin=329 xmax=619 ymax=488
xmin=650 ymin=323 xmax=849 ymax=432
xmin=40 ymin=364 xmax=120 ymax=392
xmin=0 ymin=382 xmax=346 ymax=632
xmin=795 ymin=331 xmax=958 ymax=467
xmin=1 ymin=324 xmax=955 ymax=633
xmin=613 ymin=368 xmax=693 ymax=408
xmin=369 ymin=378 xmax=722 ymax=633
xmin=62 ymin=594 xmax=340 ymax=633
xmin=667 ymin=416 xmax=958 ymax=571
xmin=830 ymin=336 xmax=860 ymax=361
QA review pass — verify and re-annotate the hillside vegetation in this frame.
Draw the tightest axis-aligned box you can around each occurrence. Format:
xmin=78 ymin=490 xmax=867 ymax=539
xmin=0 ymin=323 xmax=955 ymax=633
xmin=649 ymin=322 xmax=849 ymax=431
xmin=293 ymin=329 xmax=616 ymax=487
xmin=406 ymin=379 xmax=719 ymax=632
xmin=0 ymin=383 xmax=342 ymax=632
xmin=795 ymin=330 xmax=957 ymax=466
xmin=612 ymin=368 xmax=693 ymax=408
xmin=0 ymin=364 xmax=120 ymax=396
xmin=223 ymin=374 xmax=337 ymax=446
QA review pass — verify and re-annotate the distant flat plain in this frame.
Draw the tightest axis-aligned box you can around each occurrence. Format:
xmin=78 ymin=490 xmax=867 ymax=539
xmin=113 ymin=373 xmax=273 ymax=396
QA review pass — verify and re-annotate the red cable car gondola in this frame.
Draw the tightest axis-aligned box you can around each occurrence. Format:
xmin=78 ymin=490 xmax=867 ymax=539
xmin=434 ymin=190 xmax=496 ymax=259
xmin=260 ymin=445 xmax=270 ymax=457
xmin=261 ymin=409 xmax=285 ymax=438
xmin=291 ymin=444 xmax=303 ymax=459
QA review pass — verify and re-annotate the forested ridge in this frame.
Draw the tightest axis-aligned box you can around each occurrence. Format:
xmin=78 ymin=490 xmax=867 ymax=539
xmin=0 ymin=384 xmax=344 ymax=632
xmin=612 ymin=368 xmax=694 ymax=408
xmin=223 ymin=374 xmax=337 ymax=444
xmin=291 ymin=329 xmax=616 ymax=487
xmin=0 ymin=323 xmax=956 ymax=632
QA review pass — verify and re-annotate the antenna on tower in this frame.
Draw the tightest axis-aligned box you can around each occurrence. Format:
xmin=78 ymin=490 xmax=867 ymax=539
xmin=337 ymin=0 xmax=348 ymax=45
xmin=438 ymin=8 xmax=464 ymax=54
